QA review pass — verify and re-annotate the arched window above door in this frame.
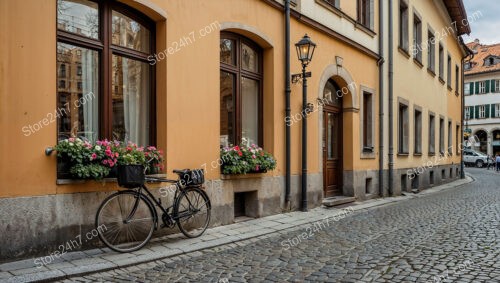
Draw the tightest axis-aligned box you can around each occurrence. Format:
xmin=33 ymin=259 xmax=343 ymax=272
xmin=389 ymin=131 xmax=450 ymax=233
xmin=323 ymin=79 xmax=342 ymax=108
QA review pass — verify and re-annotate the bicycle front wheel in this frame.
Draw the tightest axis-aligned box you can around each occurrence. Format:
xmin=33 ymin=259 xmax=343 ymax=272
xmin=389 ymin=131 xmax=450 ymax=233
xmin=96 ymin=190 xmax=156 ymax=252
xmin=174 ymin=187 xmax=211 ymax=238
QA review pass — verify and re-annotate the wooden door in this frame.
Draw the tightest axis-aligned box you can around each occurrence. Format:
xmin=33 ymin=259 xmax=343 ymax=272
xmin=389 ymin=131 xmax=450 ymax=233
xmin=323 ymin=107 xmax=342 ymax=197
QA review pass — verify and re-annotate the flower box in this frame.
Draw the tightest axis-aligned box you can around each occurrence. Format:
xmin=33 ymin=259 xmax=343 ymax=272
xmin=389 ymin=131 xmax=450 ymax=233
xmin=220 ymin=144 xmax=277 ymax=175
xmin=53 ymin=138 xmax=165 ymax=181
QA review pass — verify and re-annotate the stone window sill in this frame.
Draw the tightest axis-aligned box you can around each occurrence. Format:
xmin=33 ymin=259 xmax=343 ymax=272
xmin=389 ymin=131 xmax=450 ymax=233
xmin=413 ymin=58 xmax=424 ymax=68
xmin=398 ymin=47 xmax=411 ymax=59
xmin=221 ymin=173 xmax=267 ymax=180
xmin=56 ymin=174 xmax=167 ymax=185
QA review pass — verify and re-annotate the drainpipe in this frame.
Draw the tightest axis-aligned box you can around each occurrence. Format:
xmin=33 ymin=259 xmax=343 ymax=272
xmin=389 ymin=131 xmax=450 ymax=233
xmin=461 ymin=41 xmax=474 ymax=179
xmin=284 ymin=0 xmax=292 ymax=208
xmin=461 ymin=55 xmax=465 ymax=179
xmin=378 ymin=0 xmax=385 ymax=196
xmin=388 ymin=0 xmax=394 ymax=195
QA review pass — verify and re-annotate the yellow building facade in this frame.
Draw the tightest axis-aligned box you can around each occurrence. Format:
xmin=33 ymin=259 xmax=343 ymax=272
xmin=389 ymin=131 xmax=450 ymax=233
xmin=0 ymin=0 xmax=469 ymax=260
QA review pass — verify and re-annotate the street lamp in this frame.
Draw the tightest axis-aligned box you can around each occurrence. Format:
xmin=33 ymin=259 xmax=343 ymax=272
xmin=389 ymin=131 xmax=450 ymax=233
xmin=295 ymin=34 xmax=316 ymax=212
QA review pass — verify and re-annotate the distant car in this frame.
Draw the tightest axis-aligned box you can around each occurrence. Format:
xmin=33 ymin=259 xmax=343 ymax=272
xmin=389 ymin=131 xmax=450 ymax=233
xmin=463 ymin=150 xmax=489 ymax=168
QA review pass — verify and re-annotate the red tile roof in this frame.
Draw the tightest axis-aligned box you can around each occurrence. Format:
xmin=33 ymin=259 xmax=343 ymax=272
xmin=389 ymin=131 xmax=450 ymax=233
xmin=465 ymin=41 xmax=500 ymax=75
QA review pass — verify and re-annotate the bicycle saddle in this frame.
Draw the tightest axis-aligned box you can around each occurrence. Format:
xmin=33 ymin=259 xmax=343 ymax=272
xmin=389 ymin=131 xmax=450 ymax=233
xmin=173 ymin=169 xmax=190 ymax=175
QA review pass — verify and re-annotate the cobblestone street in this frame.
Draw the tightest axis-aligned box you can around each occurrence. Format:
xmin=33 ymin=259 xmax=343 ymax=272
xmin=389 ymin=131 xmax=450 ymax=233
xmin=66 ymin=169 xmax=499 ymax=282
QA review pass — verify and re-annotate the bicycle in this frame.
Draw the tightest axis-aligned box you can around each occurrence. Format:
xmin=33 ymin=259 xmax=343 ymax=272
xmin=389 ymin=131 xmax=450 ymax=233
xmin=95 ymin=166 xmax=211 ymax=253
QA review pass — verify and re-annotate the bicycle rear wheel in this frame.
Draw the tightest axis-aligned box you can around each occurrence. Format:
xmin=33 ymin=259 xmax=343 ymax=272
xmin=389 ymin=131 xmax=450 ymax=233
xmin=174 ymin=187 xmax=211 ymax=238
xmin=96 ymin=190 xmax=155 ymax=252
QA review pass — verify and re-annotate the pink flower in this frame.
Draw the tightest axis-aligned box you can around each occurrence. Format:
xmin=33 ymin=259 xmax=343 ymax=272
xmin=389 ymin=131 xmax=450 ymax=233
xmin=115 ymin=152 xmax=119 ymax=157
xmin=137 ymin=147 xmax=144 ymax=152
xmin=108 ymin=160 xmax=114 ymax=167
xmin=68 ymin=137 xmax=75 ymax=142
xmin=252 ymin=155 xmax=256 ymax=159
xmin=91 ymin=153 xmax=97 ymax=160
xmin=103 ymin=160 xmax=108 ymax=165
xmin=255 ymin=165 xmax=260 ymax=171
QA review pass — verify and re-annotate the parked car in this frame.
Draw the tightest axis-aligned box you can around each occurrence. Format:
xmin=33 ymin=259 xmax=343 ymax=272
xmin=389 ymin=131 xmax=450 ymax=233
xmin=463 ymin=150 xmax=489 ymax=168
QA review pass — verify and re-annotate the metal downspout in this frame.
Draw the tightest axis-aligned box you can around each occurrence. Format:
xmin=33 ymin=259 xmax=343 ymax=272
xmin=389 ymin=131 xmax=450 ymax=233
xmin=378 ymin=0 xmax=385 ymax=196
xmin=388 ymin=0 xmax=394 ymax=195
xmin=284 ymin=0 xmax=292 ymax=207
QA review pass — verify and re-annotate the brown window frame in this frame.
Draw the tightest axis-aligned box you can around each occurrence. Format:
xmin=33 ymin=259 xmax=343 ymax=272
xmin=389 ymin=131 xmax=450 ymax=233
xmin=357 ymin=0 xmax=372 ymax=29
xmin=399 ymin=0 xmax=409 ymax=52
xmin=398 ymin=103 xmax=409 ymax=154
xmin=56 ymin=0 xmax=156 ymax=144
xmin=220 ymin=32 xmax=263 ymax=146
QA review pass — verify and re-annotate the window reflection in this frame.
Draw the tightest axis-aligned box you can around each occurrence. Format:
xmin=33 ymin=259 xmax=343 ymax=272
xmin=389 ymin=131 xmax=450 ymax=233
xmin=220 ymin=39 xmax=235 ymax=65
xmin=241 ymin=77 xmax=259 ymax=146
xmin=220 ymin=71 xmax=235 ymax=147
xmin=112 ymin=11 xmax=150 ymax=53
xmin=57 ymin=0 xmax=99 ymax=39
xmin=242 ymin=43 xmax=258 ymax=72
xmin=57 ymin=42 xmax=99 ymax=141
xmin=112 ymin=55 xmax=150 ymax=146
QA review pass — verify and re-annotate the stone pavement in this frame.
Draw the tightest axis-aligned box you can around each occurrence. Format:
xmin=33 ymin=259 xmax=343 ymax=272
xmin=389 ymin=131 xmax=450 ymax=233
xmin=0 ymin=175 xmax=474 ymax=283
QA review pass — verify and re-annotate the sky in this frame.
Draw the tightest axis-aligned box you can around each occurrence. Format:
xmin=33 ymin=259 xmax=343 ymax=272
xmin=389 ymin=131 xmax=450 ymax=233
xmin=462 ymin=0 xmax=500 ymax=45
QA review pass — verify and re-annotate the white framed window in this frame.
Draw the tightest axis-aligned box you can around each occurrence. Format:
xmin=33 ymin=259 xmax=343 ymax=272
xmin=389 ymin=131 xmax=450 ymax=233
xmin=479 ymin=81 xmax=486 ymax=94
xmin=495 ymin=104 xmax=500 ymax=118
xmin=479 ymin=105 xmax=486 ymax=118
xmin=495 ymin=80 xmax=500 ymax=93
xmin=465 ymin=107 xmax=471 ymax=120
xmin=464 ymin=83 xmax=470 ymax=95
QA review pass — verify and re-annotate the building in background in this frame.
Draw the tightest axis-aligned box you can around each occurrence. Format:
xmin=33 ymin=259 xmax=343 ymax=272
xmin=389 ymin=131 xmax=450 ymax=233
xmin=384 ymin=0 xmax=470 ymax=192
xmin=464 ymin=39 xmax=500 ymax=156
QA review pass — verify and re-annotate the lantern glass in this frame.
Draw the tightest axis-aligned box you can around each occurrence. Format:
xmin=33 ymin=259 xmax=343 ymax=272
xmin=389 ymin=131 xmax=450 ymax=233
xmin=295 ymin=34 xmax=316 ymax=65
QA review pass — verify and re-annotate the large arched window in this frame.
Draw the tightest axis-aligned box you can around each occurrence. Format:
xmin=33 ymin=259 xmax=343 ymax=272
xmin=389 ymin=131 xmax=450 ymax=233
xmin=56 ymin=0 xmax=155 ymax=146
xmin=220 ymin=32 xmax=262 ymax=147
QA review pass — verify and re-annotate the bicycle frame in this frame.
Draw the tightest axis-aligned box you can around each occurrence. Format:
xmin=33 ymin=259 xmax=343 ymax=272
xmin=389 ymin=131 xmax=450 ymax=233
xmin=125 ymin=176 xmax=202 ymax=228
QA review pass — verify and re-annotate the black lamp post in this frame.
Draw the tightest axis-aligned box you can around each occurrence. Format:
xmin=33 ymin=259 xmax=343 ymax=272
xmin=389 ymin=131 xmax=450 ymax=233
xmin=295 ymin=34 xmax=316 ymax=212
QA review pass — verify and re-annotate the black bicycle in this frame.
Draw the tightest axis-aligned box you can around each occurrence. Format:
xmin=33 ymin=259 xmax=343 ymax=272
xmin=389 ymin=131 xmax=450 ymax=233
xmin=95 ymin=166 xmax=211 ymax=252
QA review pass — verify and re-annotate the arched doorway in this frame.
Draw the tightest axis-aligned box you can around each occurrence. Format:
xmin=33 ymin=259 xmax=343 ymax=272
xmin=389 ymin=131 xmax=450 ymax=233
xmin=322 ymin=79 xmax=343 ymax=197
xmin=474 ymin=130 xmax=488 ymax=154
xmin=492 ymin=130 xmax=500 ymax=155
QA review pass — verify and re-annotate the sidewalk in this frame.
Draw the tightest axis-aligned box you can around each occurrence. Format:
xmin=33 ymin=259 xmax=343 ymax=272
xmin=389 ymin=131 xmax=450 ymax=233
xmin=0 ymin=176 xmax=473 ymax=283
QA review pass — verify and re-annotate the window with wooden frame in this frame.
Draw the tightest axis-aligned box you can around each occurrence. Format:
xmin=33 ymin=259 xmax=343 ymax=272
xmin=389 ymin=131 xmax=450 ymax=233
xmin=438 ymin=44 xmax=444 ymax=80
xmin=324 ymin=0 xmax=340 ymax=9
xmin=447 ymin=54 xmax=452 ymax=87
xmin=399 ymin=0 xmax=409 ymax=52
xmin=414 ymin=109 xmax=422 ymax=154
xmin=413 ymin=13 xmax=422 ymax=63
xmin=398 ymin=103 xmax=409 ymax=154
xmin=56 ymin=0 xmax=155 ymax=146
xmin=429 ymin=114 xmax=435 ymax=155
xmin=220 ymin=32 xmax=263 ymax=147
xmin=427 ymin=28 xmax=435 ymax=72
xmin=362 ymin=91 xmax=374 ymax=152
xmin=447 ymin=120 xmax=452 ymax=155
xmin=439 ymin=118 xmax=444 ymax=155
xmin=358 ymin=0 xmax=374 ymax=30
